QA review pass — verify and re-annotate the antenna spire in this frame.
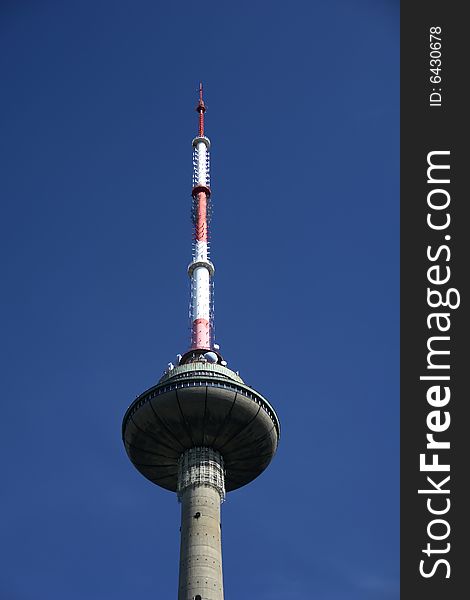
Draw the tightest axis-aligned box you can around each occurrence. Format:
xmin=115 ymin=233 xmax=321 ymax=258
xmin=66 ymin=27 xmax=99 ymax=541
xmin=196 ymin=82 xmax=206 ymax=137
xmin=190 ymin=85 xmax=213 ymax=351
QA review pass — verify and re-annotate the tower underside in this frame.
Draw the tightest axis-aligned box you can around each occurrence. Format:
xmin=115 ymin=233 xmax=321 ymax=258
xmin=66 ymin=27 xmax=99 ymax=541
xmin=123 ymin=362 xmax=280 ymax=600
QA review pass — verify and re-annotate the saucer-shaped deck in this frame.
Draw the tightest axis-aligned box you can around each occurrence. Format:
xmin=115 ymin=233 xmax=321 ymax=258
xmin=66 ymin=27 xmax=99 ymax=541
xmin=122 ymin=363 xmax=280 ymax=493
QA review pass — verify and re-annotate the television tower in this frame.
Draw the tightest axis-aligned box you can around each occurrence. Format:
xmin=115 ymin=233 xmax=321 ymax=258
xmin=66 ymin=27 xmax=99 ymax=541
xmin=122 ymin=84 xmax=280 ymax=600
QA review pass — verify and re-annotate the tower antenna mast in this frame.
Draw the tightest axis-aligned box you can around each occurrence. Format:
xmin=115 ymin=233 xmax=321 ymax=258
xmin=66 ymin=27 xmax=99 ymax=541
xmin=188 ymin=82 xmax=214 ymax=353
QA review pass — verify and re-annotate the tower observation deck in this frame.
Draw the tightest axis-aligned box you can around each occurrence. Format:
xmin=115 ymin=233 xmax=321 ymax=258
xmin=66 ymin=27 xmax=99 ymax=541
xmin=122 ymin=85 xmax=280 ymax=600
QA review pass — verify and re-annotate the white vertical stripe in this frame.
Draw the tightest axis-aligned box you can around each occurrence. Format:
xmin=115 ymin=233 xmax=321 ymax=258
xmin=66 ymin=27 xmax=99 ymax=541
xmin=194 ymin=240 xmax=208 ymax=262
xmin=197 ymin=141 xmax=208 ymax=186
xmin=192 ymin=266 xmax=210 ymax=321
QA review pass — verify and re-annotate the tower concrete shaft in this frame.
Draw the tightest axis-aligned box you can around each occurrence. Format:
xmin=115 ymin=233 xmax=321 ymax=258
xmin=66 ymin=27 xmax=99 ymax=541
xmin=177 ymin=448 xmax=225 ymax=600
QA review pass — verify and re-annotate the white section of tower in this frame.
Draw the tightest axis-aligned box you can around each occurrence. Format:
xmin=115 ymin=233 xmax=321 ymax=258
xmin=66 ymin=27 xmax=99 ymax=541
xmin=197 ymin=142 xmax=208 ymax=186
xmin=189 ymin=134 xmax=214 ymax=348
xmin=194 ymin=240 xmax=208 ymax=262
xmin=192 ymin=266 xmax=211 ymax=320
xmin=177 ymin=448 xmax=225 ymax=600
xmin=192 ymin=136 xmax=211 ymax=187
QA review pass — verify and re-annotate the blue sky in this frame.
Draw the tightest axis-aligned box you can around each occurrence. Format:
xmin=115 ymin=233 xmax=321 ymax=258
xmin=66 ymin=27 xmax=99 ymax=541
xmin=0 ymin=1 xmax=399 ymax=598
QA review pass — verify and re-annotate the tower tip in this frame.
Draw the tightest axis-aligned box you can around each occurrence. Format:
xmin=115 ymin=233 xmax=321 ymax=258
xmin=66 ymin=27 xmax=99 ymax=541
xmin=196 ymin=82 xmax=206 ymax=113
xmin=196 ymin=82 xmax=206 ymax=136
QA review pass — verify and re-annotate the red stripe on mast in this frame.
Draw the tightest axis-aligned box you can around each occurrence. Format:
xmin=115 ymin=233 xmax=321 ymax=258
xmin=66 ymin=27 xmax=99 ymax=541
xmin=195 ymin=192 xmax=208 ymax=242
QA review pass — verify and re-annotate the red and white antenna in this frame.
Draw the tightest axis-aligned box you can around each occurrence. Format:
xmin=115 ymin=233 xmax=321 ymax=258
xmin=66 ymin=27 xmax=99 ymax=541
xmin=188 ymin=83 xmax=215 ymax=351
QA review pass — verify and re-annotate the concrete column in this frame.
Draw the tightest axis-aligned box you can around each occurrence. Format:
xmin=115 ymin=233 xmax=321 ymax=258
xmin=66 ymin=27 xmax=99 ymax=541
xmin=177 ymin=448 xmax=225 ymax=600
